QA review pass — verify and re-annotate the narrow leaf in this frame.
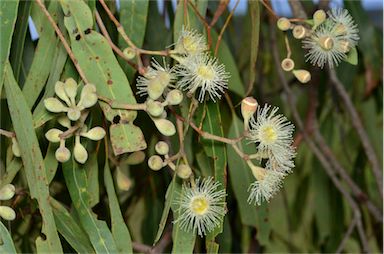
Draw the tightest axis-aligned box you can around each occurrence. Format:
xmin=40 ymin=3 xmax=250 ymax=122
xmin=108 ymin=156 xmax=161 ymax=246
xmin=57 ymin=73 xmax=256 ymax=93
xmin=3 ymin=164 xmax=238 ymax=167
xmin=0 ymin=221 xmax=17 ymax=253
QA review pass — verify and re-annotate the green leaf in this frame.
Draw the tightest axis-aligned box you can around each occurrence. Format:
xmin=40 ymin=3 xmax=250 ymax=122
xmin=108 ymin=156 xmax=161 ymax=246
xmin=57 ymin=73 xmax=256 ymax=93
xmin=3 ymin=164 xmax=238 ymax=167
xmin=104 ymin=159 xmax=133 ymax=254
xmin=344 ymin=47 xmax=358 ymax=65
xmin=22 ymin=1 xmax=60 ymax=108
xmin=44 ymin=143 xmax=59 ymax=184
xmin=4 ymin=62 xmax=63 ymax=253
xmin=0 ymin=221 xmax=17 ymax=253
xmin=86 ymin=153 xmax=99 ymax=207
xmin=51 ymin=199 xmax=95 ymax=253
xmin=0 ymin=0 xmax=19 ymax=94
xmin=62 ymin=155 xmax=118 ymax=254
xmin=109 ymin=123 xmax=147 ymax=155
xmin=0 ymin=158 xmax=23 ymax=189
xmin=60 ymin=0 xmax=146 ymax=155
xmin=248 ymin=0 xmax=260 ymax=94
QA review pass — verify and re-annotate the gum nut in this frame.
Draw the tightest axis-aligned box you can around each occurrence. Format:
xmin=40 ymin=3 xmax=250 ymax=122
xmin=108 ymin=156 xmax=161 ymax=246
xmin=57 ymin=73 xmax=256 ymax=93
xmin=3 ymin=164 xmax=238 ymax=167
xmin=67 ymin=107 xmax=81 ymax=121
xmin=281 ymin=58 xmax=295 ymax=72
xmin=82 ymin=127 xmax=106 ymax=141
xmin=146 ymin=100 xmax=164 ymax=117
xmin=74 ymin=142 xmax=88 ymax=164
xmin=293 ymin=25 xmax=306 ymax=39
xmin=58 ymin=116 xmax=72 ymax=128
xmin=152 ymin=118 xmax=176 ymax=136
xmin=0 ymin=206 xmax=16 ymax=221
xmin=293 ymin=69 xmax=311 ymax=84
xmin=123 ymin=47 xmax=136 ymax=60
xmin=55 ymin=146 xmax=71 ymax=163
xmin=55 ymin=81 xmax=70 ymax=105
xmin=0 ymin=184 xmax=16 ymax=201
xmin=148 ymin=155 xmax=163 ymax=171
xmin=124 ymin=151 xmax=145 ymax=165
xmin=155 ymin=141 xmax=169 ymax=155
xmin=176 ymin=164 xmax=192 ymax=179
xmin=147 ymin=79 xmax=165 ymax=100
xmin=166 ymin=89 xmax=183 ymax=105
xmin=45 ymin=129 xmax=63 ymax=143
xmin=116 ymin=168 xmax=132 ymax=191
xmin=80 ymin=92 xmax=98 ymax=108
xmin=11 ymin=138 xmax=21 ymax=157
xmin=64 ymin=78 xmax=78 ymax=100
xmin=241 ymin=97 xmax=258 ymax=121
xmin=277 ymin=17 xmax=291 ymax=31
xmin=44 ymin=98 xmax=68 ymax=113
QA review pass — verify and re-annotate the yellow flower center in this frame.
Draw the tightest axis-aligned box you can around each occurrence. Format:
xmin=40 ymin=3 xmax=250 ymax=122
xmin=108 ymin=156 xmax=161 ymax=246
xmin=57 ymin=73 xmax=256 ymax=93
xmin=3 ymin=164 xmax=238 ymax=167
xmin=190 ymin=196 xmax=209 ymax=215
xmin=183 ymin=36 xmax=199 ymax=53
xmin=334 ymin=23 xmax=347 ymax=36
xmin=197 ymin=65 xmax=215 ymax=81
xmin=261 ymin=126 xmax=277 ymax=143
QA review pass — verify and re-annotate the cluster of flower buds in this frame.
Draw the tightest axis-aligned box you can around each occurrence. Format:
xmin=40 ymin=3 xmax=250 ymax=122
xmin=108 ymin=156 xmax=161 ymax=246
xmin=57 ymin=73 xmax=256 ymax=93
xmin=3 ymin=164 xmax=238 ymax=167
xmin=44 ymin=79 xmax=105 ymax=164
xmin=241 ymin=97 xmax=296 ymax=205
xmin=0 ymin=184 xmax=16 ymax=221
xmin=148 ymin=141 xmax=192 ymax=179
xmin=278 ymin=8 xmax=359 ymax=73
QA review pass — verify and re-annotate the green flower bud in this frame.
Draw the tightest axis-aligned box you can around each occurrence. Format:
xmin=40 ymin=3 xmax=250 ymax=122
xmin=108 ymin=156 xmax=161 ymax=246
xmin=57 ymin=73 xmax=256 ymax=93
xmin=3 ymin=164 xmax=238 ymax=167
xmin=0 ymin=184 xmax=15 ymax=201
xmin=67 ymin=107 xmax=81 ymax=121
xmin=44 ymin=98 xmax=68 ymax=113
xmin=74 ymin=137 xmax=88 ymax=164
xmin=79 ymin=84 xmax=98 ymax=108
xmin=281 ymin=58 xmax=295 ymax=72
xmin=55 ymin=146 xmax=71 ymax=163
xmin=147 ymin=79 xmax=166 ymax=100
xmin=122 ymin=151 xmax=146 ymax=165
xmin=277 ymin=17 xmax=291 ymax=31
xmin=11 ymin=138 xmax=21 ymax=157
xmin=241 ymin=97 xmax=258 ymax=128
xmin=148 ymin=155 xmax=163 ymax=171
xmin=0 ymin=206 xmax=16 ymax=221
xmin=176 ymin=164 xmax=192 ymax=179
xmin=81 ymin=127 xmax=106 ymax=141
xmin=165 ymin=89 xmax=183 ymax=105
xmin=123 ymin=47 xmax=136 ymax=60
xmin=58 ymin=116 xmax=72 ymax=128
xmin=54 ymin=81 xmax=71 ymax=106
xmin=313 ymin=10 xmax=326 ymax=27
xmin=45 ymin=128 xmax=63 ymax=143
xmin=152 ymin=118 xmax=176 ymax=136
xmin=293 ymin=69 xmax=311 ymax=84
xmin=155 ymin=141 xmax=169 ymax=155
xmin=64 ymin=78 xmax=78 ymax=102
xmin=146 ymin=99 xmax=164 ymax=117
xmin=116 ymin=167 xmax=132 ymax=191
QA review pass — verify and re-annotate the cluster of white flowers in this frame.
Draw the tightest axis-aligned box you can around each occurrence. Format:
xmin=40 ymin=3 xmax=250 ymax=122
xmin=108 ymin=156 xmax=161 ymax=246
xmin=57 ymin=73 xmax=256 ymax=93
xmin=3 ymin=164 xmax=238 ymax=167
xmin=244 ymin=101 xmax=296 ymax=205
xmin=174 ymin=177 xmax=226 ymax=237
xmin=303 ymin=8 xmax=359 ymax=68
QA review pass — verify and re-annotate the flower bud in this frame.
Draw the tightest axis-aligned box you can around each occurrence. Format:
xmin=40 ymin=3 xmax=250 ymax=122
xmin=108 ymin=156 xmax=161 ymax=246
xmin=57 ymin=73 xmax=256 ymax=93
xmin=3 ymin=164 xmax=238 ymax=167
xmin=64 ymin=78 xmax=78 ymax=101
xmin=55 ymin=146 xmax=71 ymax=163
xmin=277 ymin=17 xmax=291 ymax=31
xmin=11 ymin=138 xmax=21 ymax=157
xmin=67 ymin=107 xmax=81 ymax=121
xmin=74 ymin=137 xmax=88 ymax=164
xmin=0 ymin=184 xmax=15 ymax=201
xmin=146 ymin=99 xmax=164 ymax=117
xmin=0 ymin=206 xmax=16 ymax=221
xmin=79 ymin=84 xmax=98 ymax=109
xmin=123 ymin=151 xmax=146 ymax=165
xmin=147 ymin=79 xmax=166 ymax=100
xmin=292 ymin=25 xmax=307 ymax=39
xmin=165 ymin=89 xmax=183 ymax=105
xmin=116 ymin=167 xmax=132 ymax=191
xmin=81 ymin=127 xmax=106 ymax=141
xmin=339 ymin=40 xmax=350 ymax=53
xmin=58 ymin=116 xmax=72 ymax=128
xmin=123 ymin=47 xmax=136 ymax=60
xmin=313 ymin=10 xmax=326 ymax=27
xmin=44 ymin=98 xmax=68 ymax=113
xmin=250 ymin=165 xmax=266 ymax=181
xmin=241 ymin=97 xmax=258 ymax=128
xmin=54 ymin=81 xmax=71 ymax=106
xmin=281 ymin=58 xmax=295 ymax=72
xmin=45 ymin=128 xmax=63 ymax=143
xmin=176 ymin=164 xmax=192 ymax=179
xmin=148 ymin=155 xmax=163 ymax=171
xmin=293 ymin=69 xmax=311 ymax=84
xmin=155 ymin=141 xmax=169 ymax=155
xmin=152 ymin=118 xmax=176 ymax=136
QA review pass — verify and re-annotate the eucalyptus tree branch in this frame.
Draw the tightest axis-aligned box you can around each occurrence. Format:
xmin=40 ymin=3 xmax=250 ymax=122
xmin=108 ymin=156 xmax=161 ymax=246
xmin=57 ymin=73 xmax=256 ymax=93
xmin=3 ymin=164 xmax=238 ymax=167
xmin=336 ymin=215 xmax=358 ymax=254
xmin=0 ymin=129 xmax=15 ymax=138
xmin=328 ymin=68 xmax=383 ymax=196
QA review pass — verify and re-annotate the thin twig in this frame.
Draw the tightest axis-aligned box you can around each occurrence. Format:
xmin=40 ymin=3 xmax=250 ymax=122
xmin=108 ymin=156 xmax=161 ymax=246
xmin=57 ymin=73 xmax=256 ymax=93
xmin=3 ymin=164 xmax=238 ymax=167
xmin=0 ymin=129 xmax=15 ymax=138
xmin=35 ymin=0 xmax=89 ymax=84
xmin=336 ymin=215 xmax=358 ymax=253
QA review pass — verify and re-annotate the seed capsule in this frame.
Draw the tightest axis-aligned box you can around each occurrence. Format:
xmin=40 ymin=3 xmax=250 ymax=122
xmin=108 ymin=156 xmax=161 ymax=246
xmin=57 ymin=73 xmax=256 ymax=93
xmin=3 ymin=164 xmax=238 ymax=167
xmin=0 ymin=184 xmax=15 ymax=201
xmin=277 ymin=17 xmax=291 ymax=31
xmin=155 ymin=141 xmax=169 ymax=155
xmin=146 ymin=99 xmax=164 ymax=117
xmin=45 ymin=128 xmax=63 ymax=143
xmin=293 ymin=69 xmax=311 ymax=84
xmin=281 ymin=58 xmax=295 ymax=72
xmin=148 ymin=155 xmax=163 ymax=171
xmin=176 ymin=164 xmax=192 ymax=179
xmin=293 ymin=25 xmax=307 ymax=39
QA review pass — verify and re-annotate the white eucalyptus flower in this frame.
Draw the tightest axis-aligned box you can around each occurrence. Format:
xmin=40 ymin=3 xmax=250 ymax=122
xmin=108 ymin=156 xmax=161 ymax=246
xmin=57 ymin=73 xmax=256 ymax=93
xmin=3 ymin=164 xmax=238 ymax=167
xmin=176 ymin=54 xmax=230 ymax=102
xmin=328 ymin=8 xmax=359 ymax=47
xmin=174 ymin=27 xmax=208 ymax=55
xmin=174 ymin=177 xmax=226 ymax=237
